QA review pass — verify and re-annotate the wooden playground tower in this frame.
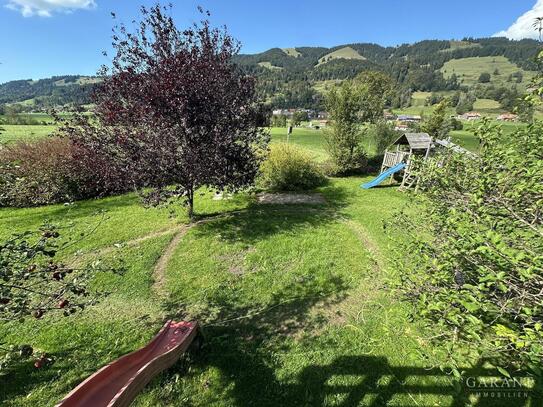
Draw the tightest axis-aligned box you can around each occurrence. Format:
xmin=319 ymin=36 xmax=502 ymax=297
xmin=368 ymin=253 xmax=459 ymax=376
xmin=380 ymin=133 xmax=432 ymax=190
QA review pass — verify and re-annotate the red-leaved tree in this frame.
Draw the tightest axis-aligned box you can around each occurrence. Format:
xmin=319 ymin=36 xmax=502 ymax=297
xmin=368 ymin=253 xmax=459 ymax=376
xmin=66 ymin=4 xmax=268 ymax=218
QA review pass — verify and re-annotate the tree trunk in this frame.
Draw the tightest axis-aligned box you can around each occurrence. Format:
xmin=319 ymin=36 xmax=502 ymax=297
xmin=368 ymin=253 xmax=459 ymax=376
xmin=187 ymin=186 xmax=194 ymax=221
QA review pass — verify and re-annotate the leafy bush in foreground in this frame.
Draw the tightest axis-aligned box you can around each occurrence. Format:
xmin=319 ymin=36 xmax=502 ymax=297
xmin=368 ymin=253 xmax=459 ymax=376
xmin=0 ymin=225 xmax=115 ymax=370
xmin=259 ymin=143 xmax=326 ymax=192
xmin=391 ymin=119 xmax=543 ymax=374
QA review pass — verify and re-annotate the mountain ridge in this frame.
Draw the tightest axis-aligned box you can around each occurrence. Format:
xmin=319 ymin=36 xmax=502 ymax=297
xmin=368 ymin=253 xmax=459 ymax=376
xmin=0 ymin=37 xmax=540 ymax=110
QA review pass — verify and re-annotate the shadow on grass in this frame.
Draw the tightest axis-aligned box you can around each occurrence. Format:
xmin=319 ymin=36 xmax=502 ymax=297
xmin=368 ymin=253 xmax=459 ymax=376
xmin=371 ymin=183 xmax=399 ymax=190
xmin=155 ymin=184 xmax=541 ymax=406
xmin=159 ymin=291 xmax=543 ymax=407
xmin=189 ymin=184 xmax=350 ymax=243
xmin=159 ymin=273 xmax=352 ymax=406
xmin=0 ymin=347 xmax=79 ymax=403
xmin=158 ymin=338 xmax=542 ymax=407
xmin=294 ymin=355 xmax=543 ymax=407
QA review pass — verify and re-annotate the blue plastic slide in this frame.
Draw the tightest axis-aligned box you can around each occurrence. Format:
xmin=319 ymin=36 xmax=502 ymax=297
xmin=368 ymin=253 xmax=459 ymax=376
xmin=361 ymin=163 xmax=406 ymax=190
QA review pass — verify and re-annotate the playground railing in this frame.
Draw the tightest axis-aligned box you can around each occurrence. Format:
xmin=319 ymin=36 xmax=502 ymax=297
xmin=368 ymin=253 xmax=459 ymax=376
xmin=383 ymin=151 xmax=411 ymax=168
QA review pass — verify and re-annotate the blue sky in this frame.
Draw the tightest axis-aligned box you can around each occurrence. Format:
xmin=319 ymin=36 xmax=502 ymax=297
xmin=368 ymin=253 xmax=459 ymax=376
xmin=0 ymin=0 xmax=540 ymax=83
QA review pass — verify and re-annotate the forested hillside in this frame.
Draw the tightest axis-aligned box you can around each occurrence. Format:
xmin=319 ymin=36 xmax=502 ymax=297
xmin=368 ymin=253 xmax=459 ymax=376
xmin=0 ymin=37 xmax=539 ymax=110
xmin=0 ymin=75 xmax=98 ymax=110
xmin=234 ymin=37 xmax=540 ymax=109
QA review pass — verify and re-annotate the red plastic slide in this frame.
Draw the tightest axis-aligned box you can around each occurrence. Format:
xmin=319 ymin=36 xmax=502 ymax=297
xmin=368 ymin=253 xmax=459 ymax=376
xmin=56 ymin=321 xmax=200 ymax=407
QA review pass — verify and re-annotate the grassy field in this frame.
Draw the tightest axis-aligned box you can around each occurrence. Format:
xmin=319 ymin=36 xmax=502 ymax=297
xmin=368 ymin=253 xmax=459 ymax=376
xmin=317 ymin=47 xmax=365 ymax=66
xmin=410 ymin=91 xmax=432 ymax=107
xmin=450 ymin=120 xmax=526 ymax=152
xmin=3 ymin=178 xmax=526 ymax=406
xmin=282 ymin=48 xmax=301 ymax=58
xmin=441 ymin=40 xmax=482 ymax=52
xmin=313 ymin=79 xmax=342 ymax=95
xmin=1 ymin=124 xmax=541 ymax=406
xmin=408 ymin=93 xmax=515 ymax=118
xmin=270 ymin=127 xmax=328 ymax=160
xmin=394 ymin=104 xmax=442 ymax=117
xmin=440 ymin=56 xmax=536 ymax=88
xmin=258 ymin=61 xmax=283 ymax=71
xmin=271 ymin=123 xmax=525 ymax=156
xmin=0 ymin=120 xmax=528 ymax=156
xmin=472 ymin=98 xmax=500 ymax=110
xmin=0 ymin=125 xmax=57 ymax=144
xmin=472 ymin=98 xmax=503 ymax=116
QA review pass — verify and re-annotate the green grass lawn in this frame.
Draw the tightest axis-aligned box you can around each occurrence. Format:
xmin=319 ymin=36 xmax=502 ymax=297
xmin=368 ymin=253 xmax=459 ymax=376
xmin=1 ymin=123 xmax=541 ymax=405
xmin=2 ymin=178 xmax=538 ymax=405
xmin=472 ymin=98 xmax=501 ymax=111
xmin=0 ymin=125 xmax=57 ymax=144
xmin=270 ymin=127 xmax=328 ymax=161
xmin=410 ymin=91 xmax=432 ymax=107
xmin=270 ymin=121 xmax=527 ymax=155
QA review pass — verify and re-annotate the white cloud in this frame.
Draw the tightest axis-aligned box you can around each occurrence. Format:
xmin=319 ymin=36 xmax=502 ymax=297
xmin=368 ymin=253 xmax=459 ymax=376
xmin=5 ymin=0 xmax=96 ymax=17
xmin=494 ymin=0 xmax=543 ymax=40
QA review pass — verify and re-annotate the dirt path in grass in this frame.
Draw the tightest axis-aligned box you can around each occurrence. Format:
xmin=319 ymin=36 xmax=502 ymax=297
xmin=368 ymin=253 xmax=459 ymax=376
xmin=150 ymin=204 xmax=328 ymax=297
xmin=152 ymin=225 xmax=192 ymax=296
xmin=68 ymin=225 xmax=182 ymax=268
xmin=72 ymin=202 xmax=331 ymax=298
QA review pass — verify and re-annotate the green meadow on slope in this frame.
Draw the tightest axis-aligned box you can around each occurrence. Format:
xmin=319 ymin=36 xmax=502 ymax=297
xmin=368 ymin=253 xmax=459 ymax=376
xmin=317 ymin=46 xmax=366 ymax=66
xmin=440 ymin=56 xmax=536 ymax=88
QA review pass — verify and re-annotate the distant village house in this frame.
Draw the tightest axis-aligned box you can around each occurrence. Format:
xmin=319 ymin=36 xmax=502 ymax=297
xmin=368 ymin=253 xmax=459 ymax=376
xmin=497 ymin=113 xmax=518 ymax=122
xmin=397 ymin=115 xmax=422 ymax=123
xmin=315 ymin=119 xmax=329 ymax=128
xmin=459 ymin=112 xmax=482 ymax=121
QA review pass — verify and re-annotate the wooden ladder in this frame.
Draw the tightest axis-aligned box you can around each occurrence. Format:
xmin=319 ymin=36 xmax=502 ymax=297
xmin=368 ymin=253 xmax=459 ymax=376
xmin=399 ymin=172 xmax=418 ymax=191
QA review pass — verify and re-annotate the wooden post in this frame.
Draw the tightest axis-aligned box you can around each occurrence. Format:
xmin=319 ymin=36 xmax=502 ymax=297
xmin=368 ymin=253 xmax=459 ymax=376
xmin=380 ymin=151 xmax=387 ymax=175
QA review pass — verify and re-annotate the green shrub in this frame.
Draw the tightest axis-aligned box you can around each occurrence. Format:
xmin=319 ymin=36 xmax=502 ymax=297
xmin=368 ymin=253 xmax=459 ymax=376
xmin=259 ymin=143 xmax=326 ymax=191
xmin=390 ymin=119 xmax=543 ymax=374
xmin=450 ymin=117 xmax=463 ymax=131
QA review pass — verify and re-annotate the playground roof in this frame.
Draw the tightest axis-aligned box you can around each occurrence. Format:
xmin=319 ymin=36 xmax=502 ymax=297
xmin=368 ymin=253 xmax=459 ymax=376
xmin=393 ymin=133 xmax=432 ymax=150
